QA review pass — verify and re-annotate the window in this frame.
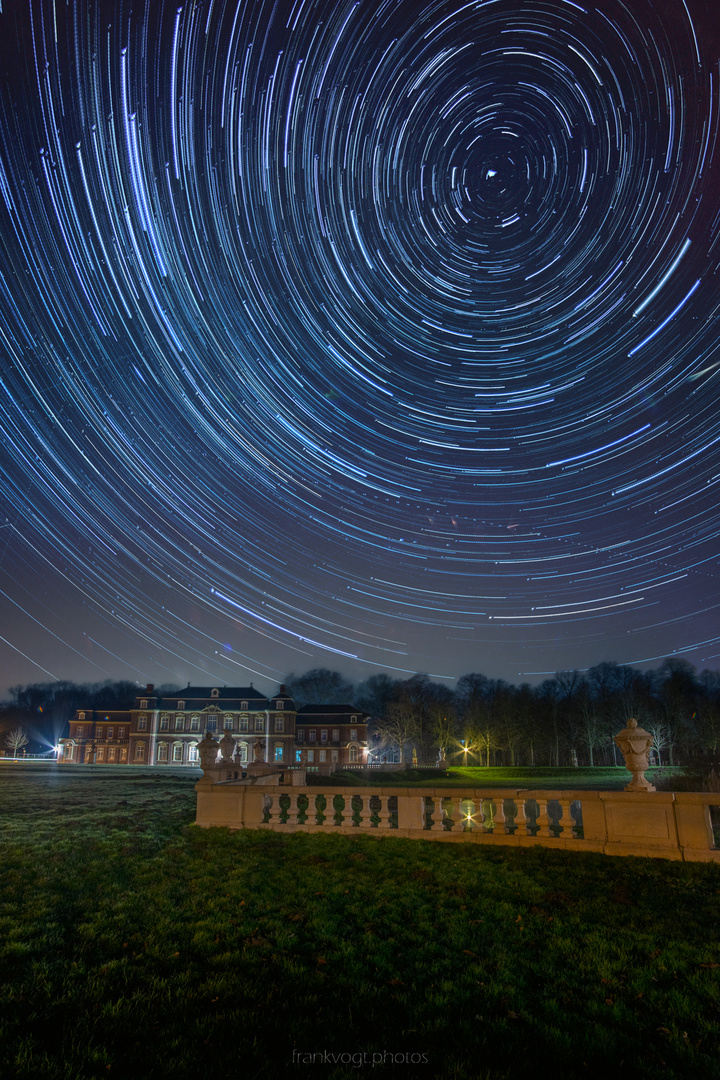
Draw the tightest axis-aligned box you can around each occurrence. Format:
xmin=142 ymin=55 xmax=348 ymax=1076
xmin=108 ymin=747 xmax=116 ymax=761
xmin=188 ymin=744 xmax=199 ymax=763
xmin=160 ymin=717 xmax=169 ymax=731
xmin=331 ymin=750 xmax=338 ymax=763
xmin=274 ymin=745 xmax=283 ymax=762
xmin=190 ymin=717 xmax=200 ymax=732
xmin=120 ymin=747 xmax=127 ymax=761
xmin=76 ymin=726 xmax=84 ymax=737
xmin=118 ymin=727 xmax=125 ymax=739
xmin=254 ymin=715 xmax=264 ymax=732
xmin=207 ymin=718 xmax=217 ymax=732
xmin=307 ymin=750 xmax=314 ymax=763
xmin=97 ymin=747 xmax=105 ymax=762
xmin=85 ymin=747 xmax=93 ymax=762
xmin=135 ymin=742 xmax=145 ymax=760
xmin=349 ymin=747 xmax=358 ymax=763
xmin=240 ymin=700 xmax=248 ymax=710
xmin=319 ymin=750 xmax=326 ymax=762
xmin=297 ymin=729 xmax=304 ymax=742
xmin=295 ymin=750 xmax=302 ymax=763
xmin=274 ymin=717 xmax=284 ymax=733
xmin=140 ymin=699 xmax=148 ymax=709
xmin=237 ymin=742 xmax=248 ymax=764
xmin=309 ymin=729 xmax=316 ymax=742
xmin=78 ymin=712 xmax=85 ymax=720
xmin=177 ymin=701 xmax=185 ymax=710
xmin=211 ymin=688 xmax=219 ymax=697
xmin=350 ymin=729 xmax=357 ymax=741
xmin=175 ymin=717 xmax=185 ymax=731
xmin=332 ymin=729 xmax=339 ymax=742
xmin=172 ymin=743 xmax=183 ymax=762
xmin=107 ymin=726 xmax=114 ymax=739
xmin=224 ymin=715 xmax=234 ymax=729
xmin=321 ymin=729 xmax=327 ymax=742
xmin=138 ymin=716 xmax=147 ymax=731
xmin=157 ymin=743 xmax=168 ymax=762
xmin=275 ymin=700 xmax=284 ymax=710
xmin=240 ymin=716 xmax=248 ymax=732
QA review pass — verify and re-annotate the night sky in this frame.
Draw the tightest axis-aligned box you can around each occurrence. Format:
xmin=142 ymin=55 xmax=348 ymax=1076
xmin=0 ymin=0 xmax=719 ymax=696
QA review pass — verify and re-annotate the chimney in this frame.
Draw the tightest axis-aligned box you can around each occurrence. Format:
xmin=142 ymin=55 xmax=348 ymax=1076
xmin=146 ymin=683 xmax=154 ymax=694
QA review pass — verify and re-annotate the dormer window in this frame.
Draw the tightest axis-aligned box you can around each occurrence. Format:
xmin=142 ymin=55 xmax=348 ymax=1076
xmin=211 ymin=688 xmax=219 ymax=698
xmin=275 ymin=700 xmax=284 ymax=710
xmin=240 ymin=700 xmax=248 ymax=710
xmin=177 ymin=700 xmax=185 ymax=710
xmin=78 ymin=712 xmax=85 ymax=720
xmin=140 ymin=699 xmax=148 ymax=709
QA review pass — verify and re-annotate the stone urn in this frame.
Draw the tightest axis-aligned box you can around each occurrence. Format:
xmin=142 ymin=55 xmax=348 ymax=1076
xmin=614 ymin=718 xmax=656 ymax=792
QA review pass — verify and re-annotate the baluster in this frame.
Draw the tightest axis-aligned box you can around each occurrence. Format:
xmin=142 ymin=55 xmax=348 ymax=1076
xmin=286 ymin=794 xmax=299 ymax=827
xmin=514 ymin=798 xmax=530 ymax=835
xmin=359 ymin=795 xmax=373 ymax=829
xmin=492 ymin=798 xmax=506 ymax=834
xmin=334 ymin=795 xmax=345 ymax=827
xmin=535 ymin=798 xmax=551 ymax=837
xmin=263 ymin=794 xmax=276 ymax=825
xmin=558 ymin=798 xmax=574 ymax=837
xmin=446 ymin=799 xmax=463 ymax=832
xmin=427 ymin=797 xmax=444 ymax=832
xmin=378 ymin=795 xmax=391 ymax=829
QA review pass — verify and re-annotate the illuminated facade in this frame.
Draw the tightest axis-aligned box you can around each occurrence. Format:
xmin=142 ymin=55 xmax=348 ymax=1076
xmin=59 ymin=684 xmax=368 ymax=769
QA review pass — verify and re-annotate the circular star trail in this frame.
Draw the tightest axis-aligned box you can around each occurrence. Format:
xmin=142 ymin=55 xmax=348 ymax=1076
xmin=0 ymin=0 xmax=719 ymax=689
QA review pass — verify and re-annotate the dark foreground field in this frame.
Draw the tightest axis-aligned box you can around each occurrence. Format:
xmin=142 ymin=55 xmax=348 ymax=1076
xmin=1 ymin=764 xmax=719 ymax=1080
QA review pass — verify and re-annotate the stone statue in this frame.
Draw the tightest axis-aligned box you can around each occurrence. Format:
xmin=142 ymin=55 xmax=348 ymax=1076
xmin=218 ymin=730 xmax=235 ymax=763
xmin=614 ymin=718 xmax=656 ymax=792
xmin=197 ymin=733 xmax=221 ymax=777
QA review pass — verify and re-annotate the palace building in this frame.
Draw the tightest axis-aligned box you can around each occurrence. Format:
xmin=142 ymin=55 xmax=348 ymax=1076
xmin=58 ymin=683 xmax=369 ymax=770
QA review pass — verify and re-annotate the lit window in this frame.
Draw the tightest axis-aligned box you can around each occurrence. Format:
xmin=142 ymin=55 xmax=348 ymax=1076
xmin=135 ymin=742 xmax=145 ymax=760
xmin=332 ymin=729 xmax=339 ymax=742
xmin=349 ymin=747 xmax=358 ymax=763
xmin=309 ymin=729 xmax=316 ymax=742
xmin=307 ymin=750 xmax=314 ymax=763
xmin=175 ymin=717 xmax=185 ymax=731
xmin=157 ymin=743 xmax=168 ymax=762
xmin=207 ymin=718 xmax=217 ymax=732
xmin=190 ymin=717 xmax=200 ymax=731
xmin=97 ymin=747 xmax=105 ymax=762
xmin=224 ymin=715 xmax=234 ymax=729
xmin=295 ymin=750 xmax=302 ymax=763
xmin=237 ymin=742 xmax=248 ymax=764
xmin=85 ymin=747 xmax=93 ymax=762
xmin=120 ymin=748 xmax=127 ymax=761
xmin=319 ymin=750 xmax=326 ymax=762
xmin=160 ymin=718 xmax=169 ymax=731
xmin=172 ymin=743 xmax=183 ymax=762
xmin=108 ymin=747 xmax=116 ymax=761
xmin=254 ymin=715 xmax=264 ymax=732
xmin=188 ymin=744 xmax=199 ymax=762
xmin=321 ymin=729 xmax=327 ymax=742
xmin=275 ymin=717 xmax=284 ymax=733
xmin=240 ymin=716 xmax=248 ymax=732
xmin=350 ymin=729 xmax=357 ymax=741
xmin=274 ymin=745 xmax=283 ymax=762
xmin=107 ymin=726 xmax=114 ymax=739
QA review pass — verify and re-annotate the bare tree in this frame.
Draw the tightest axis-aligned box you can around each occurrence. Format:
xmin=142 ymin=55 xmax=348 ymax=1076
xmin=375 ymin=701 xmax=419 ymax=765
xmin=5 ymin=726 xmax=29 ymax=759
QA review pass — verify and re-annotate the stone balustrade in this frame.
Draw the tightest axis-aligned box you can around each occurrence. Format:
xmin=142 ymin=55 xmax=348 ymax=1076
xmin=195 ymin=781 xmax=720 ymax=862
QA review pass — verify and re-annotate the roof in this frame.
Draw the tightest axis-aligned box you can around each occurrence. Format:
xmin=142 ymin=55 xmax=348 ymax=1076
xmin=296 ymin=704 xmax=367 ymax=721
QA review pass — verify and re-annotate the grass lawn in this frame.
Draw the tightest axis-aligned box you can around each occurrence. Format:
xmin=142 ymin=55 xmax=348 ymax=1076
xmin=1 ymin=763 xmax=719 ymax=1080
xmin=321 ymin=766 xmax=682 ymax=790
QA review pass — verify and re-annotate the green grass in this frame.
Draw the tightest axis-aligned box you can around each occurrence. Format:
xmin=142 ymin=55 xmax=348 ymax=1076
xmin=1 ymin=763 xmax=720 ymax=1080
xmin=323 ymin=765 xmax=682 ymax=790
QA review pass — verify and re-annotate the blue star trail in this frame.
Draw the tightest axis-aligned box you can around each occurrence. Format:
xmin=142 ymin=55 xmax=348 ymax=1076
xmin=0 ymin=0 xmax=718 ymax=690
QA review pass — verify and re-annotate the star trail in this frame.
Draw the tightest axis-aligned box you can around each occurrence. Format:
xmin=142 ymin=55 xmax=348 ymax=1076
xmin=0 ymin=0 xmax=719 ymax=693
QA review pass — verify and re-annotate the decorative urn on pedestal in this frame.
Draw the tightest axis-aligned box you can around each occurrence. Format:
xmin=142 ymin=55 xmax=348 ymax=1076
xmin=614 ymin=718 xmax=656 ymax=792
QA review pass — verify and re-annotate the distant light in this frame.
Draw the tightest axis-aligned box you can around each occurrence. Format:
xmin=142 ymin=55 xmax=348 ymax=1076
xmin=486 ymin=169 xmax=497 ymax=178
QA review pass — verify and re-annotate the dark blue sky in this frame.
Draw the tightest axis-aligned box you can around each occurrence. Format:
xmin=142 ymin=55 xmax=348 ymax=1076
xmin=0 ymin=0 xmax=719 ymax=696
